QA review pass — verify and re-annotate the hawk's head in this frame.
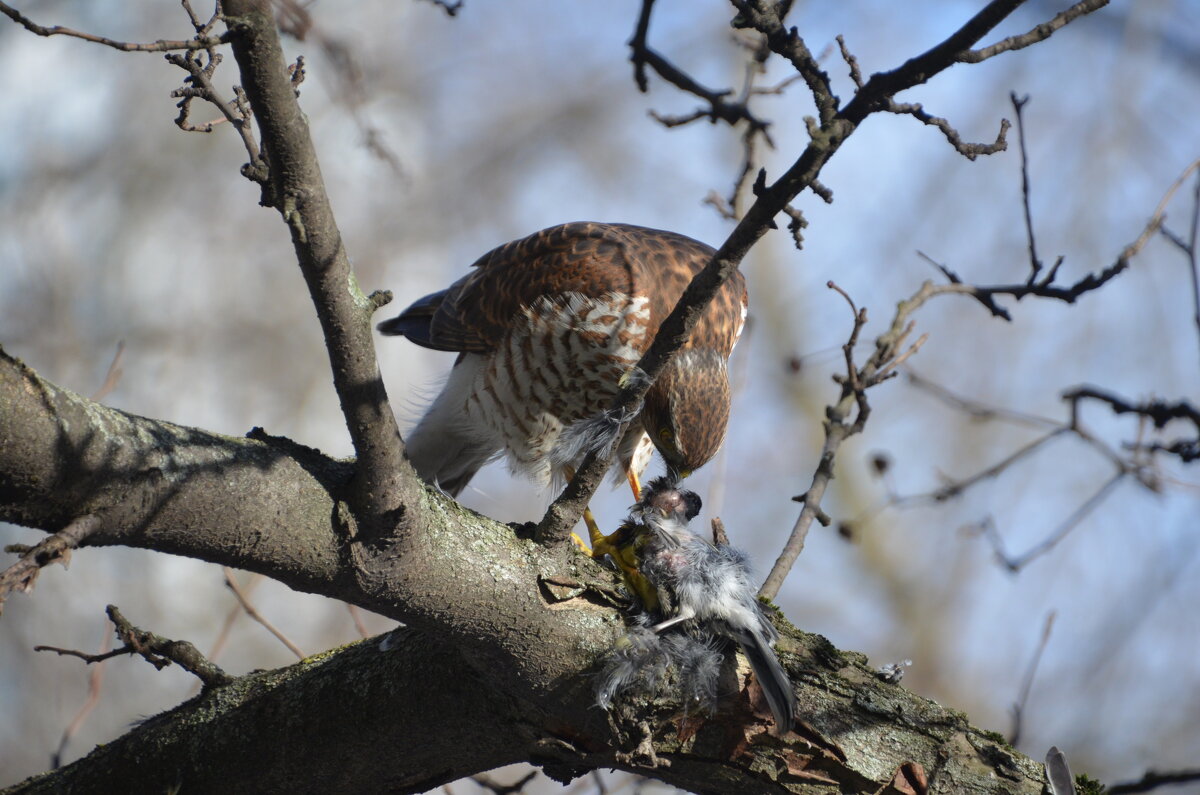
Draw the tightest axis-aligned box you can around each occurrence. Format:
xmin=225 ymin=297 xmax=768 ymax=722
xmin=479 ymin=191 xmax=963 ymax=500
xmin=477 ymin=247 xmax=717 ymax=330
xmin=641 ymin=349 xmax=732 ymax=480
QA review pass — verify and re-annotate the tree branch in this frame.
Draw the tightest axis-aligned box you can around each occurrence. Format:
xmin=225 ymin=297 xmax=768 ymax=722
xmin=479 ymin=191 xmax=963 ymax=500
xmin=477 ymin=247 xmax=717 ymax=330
xmin=8 ymin=618 xmax=1050 ymax=794
xmin=0 ymin=514 xmax=100 ymax=615
xmin=1065 ymin=385 xmax=1200 ymax=463
xmin=0 ymin=347 xmax=1050 ymax=792
xmin=761 ymin=280 xmax=928 ymax=600
xmin=35 ymin=604 xmax=234 ymax=690
xmin=0 ymin=346 xmax=350 ymax=593
xmin=0 ymin=1 xmax=1128 ymax=789
xmin=629 ymin=0 xmax=772 ymax=136
xmin=0 ymin=0 xmax=230 ymax=51
xmin=957 ymin=0 xmax=1111 ymax=64
xmin=222 ymin=0 xmax=414 ymax=542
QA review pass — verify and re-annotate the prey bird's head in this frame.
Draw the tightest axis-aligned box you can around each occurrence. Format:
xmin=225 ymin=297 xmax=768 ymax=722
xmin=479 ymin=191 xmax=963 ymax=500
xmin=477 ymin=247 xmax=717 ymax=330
xmin=638 ymin=476 xmax=702 ymax=522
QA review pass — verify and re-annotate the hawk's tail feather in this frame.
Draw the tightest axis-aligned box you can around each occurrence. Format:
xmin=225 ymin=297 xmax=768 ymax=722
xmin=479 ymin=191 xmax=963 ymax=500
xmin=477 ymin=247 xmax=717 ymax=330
xmin=405 ymin=355 xmax=502 ymax=496
xmin=406 ymin=424 xmax=499 ymax=498
xmin=378 ymin=289 xmax=463 ymax=352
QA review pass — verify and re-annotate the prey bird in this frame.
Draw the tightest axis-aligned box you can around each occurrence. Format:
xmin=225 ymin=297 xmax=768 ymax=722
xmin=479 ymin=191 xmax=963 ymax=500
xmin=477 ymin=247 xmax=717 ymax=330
xmin=597 ymin=478 xmax=796 ymax=735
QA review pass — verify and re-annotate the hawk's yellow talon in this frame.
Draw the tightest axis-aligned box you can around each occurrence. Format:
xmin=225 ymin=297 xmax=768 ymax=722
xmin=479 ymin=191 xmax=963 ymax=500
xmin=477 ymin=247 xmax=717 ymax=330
xmin=590 ymin=520 xmax=660 ymax=612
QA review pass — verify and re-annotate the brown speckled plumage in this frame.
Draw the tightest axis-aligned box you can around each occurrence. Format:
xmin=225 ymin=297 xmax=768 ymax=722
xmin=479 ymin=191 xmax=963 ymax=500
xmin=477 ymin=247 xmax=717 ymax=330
xmin=378 ymin=222 xmax=747 ymax=495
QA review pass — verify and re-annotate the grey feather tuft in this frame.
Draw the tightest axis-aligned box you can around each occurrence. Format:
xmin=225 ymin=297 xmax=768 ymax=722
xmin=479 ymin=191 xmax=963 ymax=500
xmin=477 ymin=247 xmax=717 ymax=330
xmin=551 ymin=402 xmax=644 ymax=473
xmin=595 ymin=625 xmax=670 ymax=711
xmin=1044 ymin=746 xmax=1074 ymax=795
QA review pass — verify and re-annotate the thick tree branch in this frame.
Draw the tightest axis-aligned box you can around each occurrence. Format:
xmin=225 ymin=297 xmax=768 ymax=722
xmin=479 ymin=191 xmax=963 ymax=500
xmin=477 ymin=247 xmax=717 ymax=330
xmin=7 ymin=618 xmax=1049 ymax=794
xmin=222 ymin=0 xmax=413 ymax=541
xmin=0 ymin=347 xmax=350 ymax=593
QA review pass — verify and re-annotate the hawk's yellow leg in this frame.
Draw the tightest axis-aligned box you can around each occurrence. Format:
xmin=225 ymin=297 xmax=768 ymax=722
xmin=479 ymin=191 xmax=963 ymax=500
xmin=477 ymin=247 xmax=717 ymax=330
xmin=570 ymin=507 xmax=603 ymax=553
xmin=626 ymin=468 xmax=643 ymax=502
xmin=563 ymin=464 xmax=657 ymax=610
xmin=587 ymin=465 xmax=659 ymax=610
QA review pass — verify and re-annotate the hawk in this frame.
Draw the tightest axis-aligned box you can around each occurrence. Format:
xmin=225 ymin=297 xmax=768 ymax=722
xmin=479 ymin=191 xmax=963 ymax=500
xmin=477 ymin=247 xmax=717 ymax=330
xmin=377 ymin=221 xmax=748 ymax=497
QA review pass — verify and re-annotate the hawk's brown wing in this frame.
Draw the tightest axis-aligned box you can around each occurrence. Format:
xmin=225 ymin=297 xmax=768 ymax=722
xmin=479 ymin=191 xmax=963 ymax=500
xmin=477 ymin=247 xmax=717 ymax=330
xmin=386 ymin=221 xmax=747 ymax=356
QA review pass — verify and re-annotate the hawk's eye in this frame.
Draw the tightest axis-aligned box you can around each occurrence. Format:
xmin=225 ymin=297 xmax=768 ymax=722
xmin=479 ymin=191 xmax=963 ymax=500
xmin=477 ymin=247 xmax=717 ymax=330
xmin=657 ymin=428 xmax=675 ymax=445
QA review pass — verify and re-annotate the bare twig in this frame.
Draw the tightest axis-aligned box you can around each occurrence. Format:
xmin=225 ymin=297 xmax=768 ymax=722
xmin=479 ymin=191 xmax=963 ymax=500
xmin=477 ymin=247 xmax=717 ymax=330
xmin=886 ymin=100 xmax=1010 ymax=160
xmin=710 ymin=517 xmax=730 ymax=547
xmin=905 ymin=369 xmax=1060 ymax=430
xmin=633 ymin=1 xmax=793 ymax=221
xmin=969 ymin=471 xmax=1126 ymax=572
xmin=1065 ymin=386 xmax=1200 ymax=464
xmin=418 ymin=0 xmax=463 ymax=16
xmin=51 ymin=617 xmax=113 ymax=769
xmin=1 ymin=515 xmax=101 ymax=615
xmin=1189 ymin=169 xmax=1200 ymax=365
xmin=0 ymin=0 xmax=229 ymax=51
xmin=189 ymin=571 xmax=261 ymax=697
xmin=1009 ymin=611 xmax=1056 ymax=746
xmin=783 ymin=203 xmax=808 ymax=249
xmin=346 ymin=603 xmax=370 ymax=639
xmin=767 ymin=157 xmax=1192 ymax=583
xmin=629 ymin=0 xmax=773 ymax=137
xmin=916 ymin=159 xmax=1200 ymax=320
xmin=1159 ymin=169 xmax=1200 ymax=369
xmin=761 ymin=280 xmax=929 ymax=599
xmin=166 ymin=50 xmax=262 ymax=169
xmin=470 ymin=770 xmax=539 ymax=794
xmin=91 ymin=340 xmax=126 ymax=402
xmin=845 ymin=367 xmax=1172 ymax=572
xmin=1108 ymin=768 xmax=1200 ymax=794
xmin=931 ymin=429 xmax=1069 ymax=503
xmin=208 ymin=571 xmax=262 ymax=663
xmin=957 ymin=0 xmax=1111 ymax=63
xmin=1009 ymin=93 xmax=1042 ymax=281
xmin=223 ymin=566 xmax=305 ymax=659
xmin=273 ymin=8 xmax=407 ymax=178
xmin=835 ymin=35 xmax=863 ymax=89
xmin=36 ymin=605 xmax=233 ymax=689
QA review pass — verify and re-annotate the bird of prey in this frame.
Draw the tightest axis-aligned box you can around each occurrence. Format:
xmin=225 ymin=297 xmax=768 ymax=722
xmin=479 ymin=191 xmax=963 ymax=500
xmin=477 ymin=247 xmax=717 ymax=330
xmin=377 ymin=222 xmax=748 ymax=497
xmin=597 ymin=478 xmax=796 ymax=735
